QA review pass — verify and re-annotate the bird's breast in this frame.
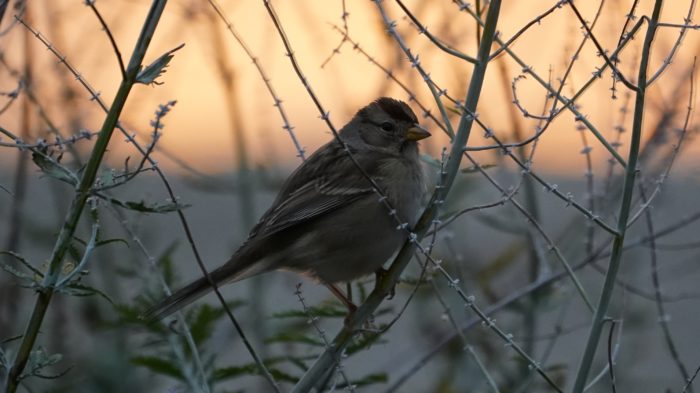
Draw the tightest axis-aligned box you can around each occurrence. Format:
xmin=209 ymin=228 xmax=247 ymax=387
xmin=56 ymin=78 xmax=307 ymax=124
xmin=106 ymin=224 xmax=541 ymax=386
xmin=377 ymin=157 xmax=424 ymax=227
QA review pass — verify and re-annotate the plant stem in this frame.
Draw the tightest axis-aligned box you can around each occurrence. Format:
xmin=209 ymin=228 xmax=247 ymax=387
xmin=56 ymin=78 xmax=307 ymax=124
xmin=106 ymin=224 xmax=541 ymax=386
xmin=290 ymin=1 xmax=502 ymax=391
xmin=571 ymin=2 xmax=663 ymax=392
xmin=4 ymin=2 xmax=168 ymax=391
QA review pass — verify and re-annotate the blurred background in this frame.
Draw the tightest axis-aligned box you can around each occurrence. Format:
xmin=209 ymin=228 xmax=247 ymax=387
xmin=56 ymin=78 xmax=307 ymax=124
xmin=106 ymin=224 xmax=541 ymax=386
xmin=1 ymin=0 xmax=699 ymax=392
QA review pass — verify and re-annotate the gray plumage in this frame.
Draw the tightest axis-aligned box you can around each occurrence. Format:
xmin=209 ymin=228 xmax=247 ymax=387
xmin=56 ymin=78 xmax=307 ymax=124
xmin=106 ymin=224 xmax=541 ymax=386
xmin=143 ymin=97 xmax=430 ymax=321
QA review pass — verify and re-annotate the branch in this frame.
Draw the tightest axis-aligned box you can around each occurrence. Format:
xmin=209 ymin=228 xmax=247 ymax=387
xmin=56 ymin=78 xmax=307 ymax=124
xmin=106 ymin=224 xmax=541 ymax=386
xmin=290 ymin=1 xmax=503 ymax=390
xmin=5 ymin=2 xmax=169 ymax=391
xmin=571 ymin=2 xmax=664 ymax=392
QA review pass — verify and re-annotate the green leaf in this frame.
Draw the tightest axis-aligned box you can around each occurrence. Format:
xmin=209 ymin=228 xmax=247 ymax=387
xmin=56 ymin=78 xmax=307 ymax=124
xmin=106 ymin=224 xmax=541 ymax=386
xmin=136 ymin=43 xmax=185 ymax=86
xmin=21 ymin=346 xmax=64 ymax=381
xmin=95 ymin=238 xmax=129 ymax=249
xmin=185 ymin=300 xmax=244 ymax=336
xmin=264 ymin=332 xmax=325 ymax=347
xmin=156 ymin=243 xmax=179 ymax=286
xmin=58 ymin=282 xmax=114 ymax=305
xmin=188 ymin=304 xmax=225 ymax=346
xmin=211 ymin=363 xmax=257 ymax=380
xmin=130 ymin=356 xmax=183 ymax=379
xmin=286 ymin=356 xmax=311 ymax=373
xmin=104 ymin=197 xmax=190 ymax=213
xmin=0 ymin=263 xmax=40 ymax=288
xmin=114 ymin=303 xmax=143 ymax=323
xmin=266 ymin=368 xmax=300 ymax=383
xmin=340 ymin=372 xmax=388 ymax=388
xmin=113 ymin=303 xmax=166 ymax=333
xmin=212 ymin=364 xmax=298 ymax=383
xmin=31 ymin=149 xmax=78 ymax=186
xmin=0 ymin=251 xmax=43 ymax=278
xmin=346 ymin=331 xmax=387 ymax=355
xmin=271 ymin=303 xmax=347 ymax=319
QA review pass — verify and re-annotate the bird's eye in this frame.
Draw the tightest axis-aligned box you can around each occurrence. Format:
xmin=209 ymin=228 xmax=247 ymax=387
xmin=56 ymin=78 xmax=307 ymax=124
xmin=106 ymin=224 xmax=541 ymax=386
xmin=380 ymin=122 xmax=395 ymax=132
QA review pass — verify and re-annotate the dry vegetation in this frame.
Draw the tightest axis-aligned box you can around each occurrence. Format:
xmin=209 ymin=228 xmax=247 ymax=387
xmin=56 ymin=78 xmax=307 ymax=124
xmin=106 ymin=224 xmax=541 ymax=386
xmin=1 ymin=1 xmax=700 ymax=392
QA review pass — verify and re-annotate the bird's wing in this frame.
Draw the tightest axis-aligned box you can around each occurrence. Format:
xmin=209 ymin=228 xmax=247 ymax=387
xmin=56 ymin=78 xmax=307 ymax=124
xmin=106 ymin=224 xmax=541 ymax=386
xmin=142 ymin=144 xmax=380 ymax=322
xmin=248 ymin=141 xmax=378 ymax=239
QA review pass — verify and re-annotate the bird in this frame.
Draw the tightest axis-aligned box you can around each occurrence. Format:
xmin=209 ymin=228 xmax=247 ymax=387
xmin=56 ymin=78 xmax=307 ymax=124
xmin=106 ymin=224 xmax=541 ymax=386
xmin=143 ymin=97 xmax=430 ymax=321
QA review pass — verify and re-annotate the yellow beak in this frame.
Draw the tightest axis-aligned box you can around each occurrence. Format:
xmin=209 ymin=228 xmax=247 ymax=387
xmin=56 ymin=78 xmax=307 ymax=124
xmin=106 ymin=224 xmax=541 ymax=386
xmin=406 ymin=125 xmax=431 ymax=141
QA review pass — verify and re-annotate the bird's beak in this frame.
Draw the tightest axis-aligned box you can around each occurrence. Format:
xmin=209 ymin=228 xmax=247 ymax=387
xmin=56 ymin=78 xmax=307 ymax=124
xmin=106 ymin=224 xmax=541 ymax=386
xmin=406 ymin=125 xmax=431 ymax=141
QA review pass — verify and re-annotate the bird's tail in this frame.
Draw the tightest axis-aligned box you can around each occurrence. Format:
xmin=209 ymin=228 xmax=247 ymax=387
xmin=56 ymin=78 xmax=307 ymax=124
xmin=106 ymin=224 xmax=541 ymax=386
xmin=141 ymin=256 xmax=266 ymax=322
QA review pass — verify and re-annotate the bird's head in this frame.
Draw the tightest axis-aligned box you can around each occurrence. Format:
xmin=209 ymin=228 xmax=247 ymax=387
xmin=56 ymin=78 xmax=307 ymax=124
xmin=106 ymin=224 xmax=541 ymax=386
xmin=342 ymin=97 xmax=431 ymax=156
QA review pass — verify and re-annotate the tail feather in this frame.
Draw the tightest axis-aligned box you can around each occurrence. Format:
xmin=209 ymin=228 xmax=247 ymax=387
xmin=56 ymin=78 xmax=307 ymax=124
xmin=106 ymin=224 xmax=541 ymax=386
xmin=141 ymin=256 xmax=270 ymax=322
xmin=141 ymin=275 xmax=214 ymax=322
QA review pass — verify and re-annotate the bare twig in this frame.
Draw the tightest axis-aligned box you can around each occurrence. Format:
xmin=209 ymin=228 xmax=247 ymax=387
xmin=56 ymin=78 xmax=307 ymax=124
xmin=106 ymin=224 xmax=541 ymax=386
xmin=16 ymin=15 xmax=282 ymax=392
xmin=640 ymin=185 xmax=693 ymax=391
xmin=566 ymin=0 xmax=638 ymax=91
xmin=288 ymin=0 xmax=505 ymax=390
xmin=607 ymin=320 xmax=618 ymax=393
xmin=86 ymin=0 xmax=126 ymax=79
xmin=572 ymin=3 xmax=664 ymax=391
xmin=207 ymin=0 xmax=306 ymax=160
xmin=6 ymin=2 xmax=169 ymax=391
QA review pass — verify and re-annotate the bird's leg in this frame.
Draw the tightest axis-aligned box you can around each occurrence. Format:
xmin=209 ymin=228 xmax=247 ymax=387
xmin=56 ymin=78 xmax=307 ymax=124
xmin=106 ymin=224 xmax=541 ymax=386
xmin=326 ymin=283 xmax=360 ymax=328
xmin=325 ymin=283 xmax=357 ymax=314
xmin=375 ymin=268 xmax=396 ymax=300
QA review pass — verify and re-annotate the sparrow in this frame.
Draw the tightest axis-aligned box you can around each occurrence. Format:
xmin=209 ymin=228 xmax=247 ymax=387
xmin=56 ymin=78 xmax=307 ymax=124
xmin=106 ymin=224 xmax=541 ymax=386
xmin=144 ymin=97 xmax=430 ymax=321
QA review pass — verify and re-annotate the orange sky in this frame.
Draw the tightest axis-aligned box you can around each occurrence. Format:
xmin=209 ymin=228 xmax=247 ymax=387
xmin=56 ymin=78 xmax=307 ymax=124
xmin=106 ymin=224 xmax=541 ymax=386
xmin=1 ymin=1 xmax=698 ymax=177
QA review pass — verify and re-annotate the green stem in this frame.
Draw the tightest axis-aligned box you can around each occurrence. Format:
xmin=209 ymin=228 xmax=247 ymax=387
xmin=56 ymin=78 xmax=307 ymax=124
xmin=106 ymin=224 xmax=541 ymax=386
xmin=5 ymin=2 xmax=168 ymax=391
xmin=571 ymin=2 xmax=663 ymax=392
xmin=290 ymin=1 xmax=502 ymax=391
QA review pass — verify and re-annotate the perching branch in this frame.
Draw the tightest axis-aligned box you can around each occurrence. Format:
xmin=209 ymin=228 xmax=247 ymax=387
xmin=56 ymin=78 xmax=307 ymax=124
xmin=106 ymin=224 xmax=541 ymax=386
xmin=290 ymin=1 xmax=502 ymax=390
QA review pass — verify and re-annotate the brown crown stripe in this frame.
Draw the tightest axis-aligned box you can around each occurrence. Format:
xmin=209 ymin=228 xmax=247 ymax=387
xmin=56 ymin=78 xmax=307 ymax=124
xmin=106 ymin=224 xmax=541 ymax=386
xmin=357 ymin=97 xmax=418 ymax=124
xmin=375 ymin=97 xmax=418 ymax=124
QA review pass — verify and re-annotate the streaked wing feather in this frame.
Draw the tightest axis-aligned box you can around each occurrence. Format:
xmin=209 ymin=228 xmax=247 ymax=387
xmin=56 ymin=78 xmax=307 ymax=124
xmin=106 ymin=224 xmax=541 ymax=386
xmin=247 ymin=142 xmax=377 ymax=239
xmin=262 ymin=187 xmax=369 ymax=236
